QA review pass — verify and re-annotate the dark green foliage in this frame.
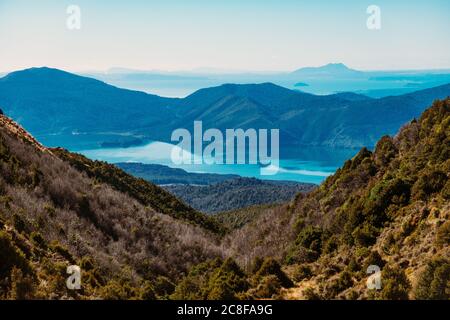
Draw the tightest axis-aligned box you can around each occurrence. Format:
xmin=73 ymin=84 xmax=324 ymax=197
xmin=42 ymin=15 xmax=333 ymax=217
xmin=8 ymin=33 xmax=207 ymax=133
xmin=7 ymin=267 xmax=36 ymax=299
xmin=0 ymin=231 xmax=30 ymax=278
xmin=293 ymin=265 xmax=313 ymax=282
xmin=12 ymin=213 xmax=26 ymax=233
xmin=295 ymin=226 xmax=325 ymax=256
xmin=364 ymin=177 xmax=411 ymax=223
xmin=378 ymin=265 xmax=411 ymax=300
xmin=0 ymin=231 xmax=36 ymax=299
xmin=435 ymin=221 xmax=450 ymax=247
xmin=30 ymin=232 xmax=47 ymax=250
xmin=351 ymin=223 xmax=379 ymax=247
xmin=254 ymin=258 xmax=293 ymax=288
xmin=49 ymin=241 xmax=74 ymax=263
xmin=153 ymin=276 xmax=175 ymax=298
xmin=286 ymin=226 xmax=328 ymax=264
xmin=98 ymin=279 xmax=139 ymax=300
xmin=250 ymin=257 xmax=264 ymax=274
xmin=140 ymin=281 xmax=156 ymax=300
xmin=347 ymin=257 xmax=361 ymax=273
xmin=412 ymin=169 xmax=447 ymax=200
xmin=171 ymin=258 xmax=249 ymax=300
xmin=322 ymin=235 xmax=339 ymax=254
xmin=364 ymin=251 xmax=386 ymax=270
xmin=325 ymin=271 xmax=353 ymax=298
xmin=442 ymin=180 xmax=450 ymax=200
xmin=374 ymin=136 xmax=397 ymax=167
xmin=252 ymin=275 xmax=282 ymax=299
xmin=414 ymin=258 xmax=450 ymax=300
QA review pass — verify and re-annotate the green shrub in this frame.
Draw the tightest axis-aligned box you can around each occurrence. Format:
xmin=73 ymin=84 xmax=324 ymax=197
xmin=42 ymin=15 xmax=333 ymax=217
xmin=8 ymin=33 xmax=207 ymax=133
xmin=99 ymin=279 xmax=138 ymax=300
xmin=295 ymin=226 xmax=324 ymax=253
xmin=254 ymin=258 xmax=293 ymax=288
xmin=49 ymin=241 xmax=74 ymax=262
xmin=44 ymin=203 xmax=56 ymax=217
xmin=252 ymin=275 xmax=282 ymax=299
xmin=0 ymin=231 xmax=30 ymax=278
xmin=435 ymin=221 xmax=450 ymax=247
xmin=347 ymin=257 xmax=360 ymax=273
xmin=441 ymin=180 xmax=450 ymax=200
xmin=293 ymin=265 xmax=313 ymax=282
xmin=412 ymin=169 xmax=447 ymax=200
xmin=250 ymin=256 xmax=264 ymax=274
xmin=323 ymin=235 xmax=339 ymax=254
xmin=139 ymin=281 xmax=156 ymax=300
xmin=352 ymin=223 xmax=378 ymax=247
xmin=374 ymin=136 xmax=397 ymax=167
xmin=325 ymin=271 xmax=353 ymax=298
xmin=365 ymin=177 xmax=411 ymax=223
xmin=414 ymin=258 xmax=450 ymax=300
xmin=364 ymin=251 xmax=386 ymax=271
xmin=30 ymin=231 xmax=47 ymax=249
xmin=206 ymin=258 xmax=249 ymax=300
xmin=379 ymin=265 xmax=410 ymax=300
xmin=171 ymin=258 xmax=248 ymax=300
xmin=79 ymin=256 xmax=95 ymax=271
xmin=153 ymin=276 xmax=175 ymax=298
xmin=303 ymin=287 xmax=321 ymax=300
xmin=7 ymin=267 xmax=36 ymax=299
xmin=12 ymin=213 xmax=26 ymax=233
xmin=285 ymin=246 xmax=319 ymax=264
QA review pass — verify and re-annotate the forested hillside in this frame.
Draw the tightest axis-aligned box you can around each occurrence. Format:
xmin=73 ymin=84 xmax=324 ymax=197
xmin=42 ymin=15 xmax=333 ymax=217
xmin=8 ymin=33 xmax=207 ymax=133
xmin=164 ymin=178 xmax=314 ymax=214
xmin=174 ymin=99 xmax=450 ymax=300
xmin=0 ymin=113 xmax=223 ymax=299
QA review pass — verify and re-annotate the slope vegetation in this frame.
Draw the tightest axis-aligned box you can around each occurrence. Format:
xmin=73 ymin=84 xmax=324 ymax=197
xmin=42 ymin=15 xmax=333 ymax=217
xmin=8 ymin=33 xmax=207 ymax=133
xmin=177 ymin=99 xmax=450 ymax=300
xmin=0 ymin=114 xmax=223 ymax=299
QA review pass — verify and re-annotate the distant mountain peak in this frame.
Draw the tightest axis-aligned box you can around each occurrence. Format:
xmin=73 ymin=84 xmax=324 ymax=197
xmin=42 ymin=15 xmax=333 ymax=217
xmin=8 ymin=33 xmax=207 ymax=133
xmin=1 ymin=67 xmax=106 ymax=86
xmin=291 ymin=62 xmax=361 ymax=76
xmin=191 ymin=82 xmax=295 ymax=95
xmin=4 ymin=66 xmax=70 ymax=77
xmin=322 ymin=62 xmax=349 ymax=68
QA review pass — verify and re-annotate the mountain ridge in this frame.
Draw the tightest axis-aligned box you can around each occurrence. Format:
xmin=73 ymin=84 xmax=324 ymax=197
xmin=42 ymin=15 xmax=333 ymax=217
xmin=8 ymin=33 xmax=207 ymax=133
xmin=0 ymin=67 xmax=449 ymax=150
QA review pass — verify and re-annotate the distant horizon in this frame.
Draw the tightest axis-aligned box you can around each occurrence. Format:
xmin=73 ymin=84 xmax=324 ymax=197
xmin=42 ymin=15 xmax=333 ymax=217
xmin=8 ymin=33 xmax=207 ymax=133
xmin=2 ymin=62 xmax=450 ymax=76
xmin=1 ymin=0 xmax=449 ymax=72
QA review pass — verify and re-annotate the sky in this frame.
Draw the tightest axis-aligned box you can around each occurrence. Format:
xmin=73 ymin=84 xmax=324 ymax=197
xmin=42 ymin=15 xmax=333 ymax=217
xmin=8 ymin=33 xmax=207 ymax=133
xmin=0 ymin=0 xmax=449 ymax=73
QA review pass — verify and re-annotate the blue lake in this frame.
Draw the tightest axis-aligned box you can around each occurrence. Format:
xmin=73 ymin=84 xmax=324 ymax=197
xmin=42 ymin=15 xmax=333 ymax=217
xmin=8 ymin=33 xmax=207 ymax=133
xmin=79 ymin=141 xmax=359 ymax=184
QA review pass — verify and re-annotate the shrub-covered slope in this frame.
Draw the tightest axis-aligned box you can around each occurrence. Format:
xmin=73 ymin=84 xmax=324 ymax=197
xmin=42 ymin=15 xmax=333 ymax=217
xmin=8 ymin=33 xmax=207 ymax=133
xmin=184 ymin=99 xmax=450 ymax=300
xmin=52 ymin=149 xmax=224 ymax=234
xmin=281 ymin=98 xmax=449 ymax=299
xmin=1 ymin=99 xmax=448 ymax=300
xmin=0 ymin=113 xmax=223 ymax=299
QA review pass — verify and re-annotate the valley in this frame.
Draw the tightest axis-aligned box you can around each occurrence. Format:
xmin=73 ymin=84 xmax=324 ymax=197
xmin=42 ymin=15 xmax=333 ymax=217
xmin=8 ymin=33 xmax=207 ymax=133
xmin=0 ymin=98 xmax=448 ymax=300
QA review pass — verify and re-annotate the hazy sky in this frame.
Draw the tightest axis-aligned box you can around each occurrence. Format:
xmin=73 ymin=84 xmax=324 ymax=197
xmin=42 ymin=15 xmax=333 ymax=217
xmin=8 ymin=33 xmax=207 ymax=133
xmin=1 ymin=0 xmax=449 ymax=72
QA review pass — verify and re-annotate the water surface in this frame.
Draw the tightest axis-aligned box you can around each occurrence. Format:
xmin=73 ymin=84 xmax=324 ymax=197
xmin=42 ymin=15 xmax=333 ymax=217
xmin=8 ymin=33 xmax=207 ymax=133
xmin=80 ymin=141 xmax=359 ymax=184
